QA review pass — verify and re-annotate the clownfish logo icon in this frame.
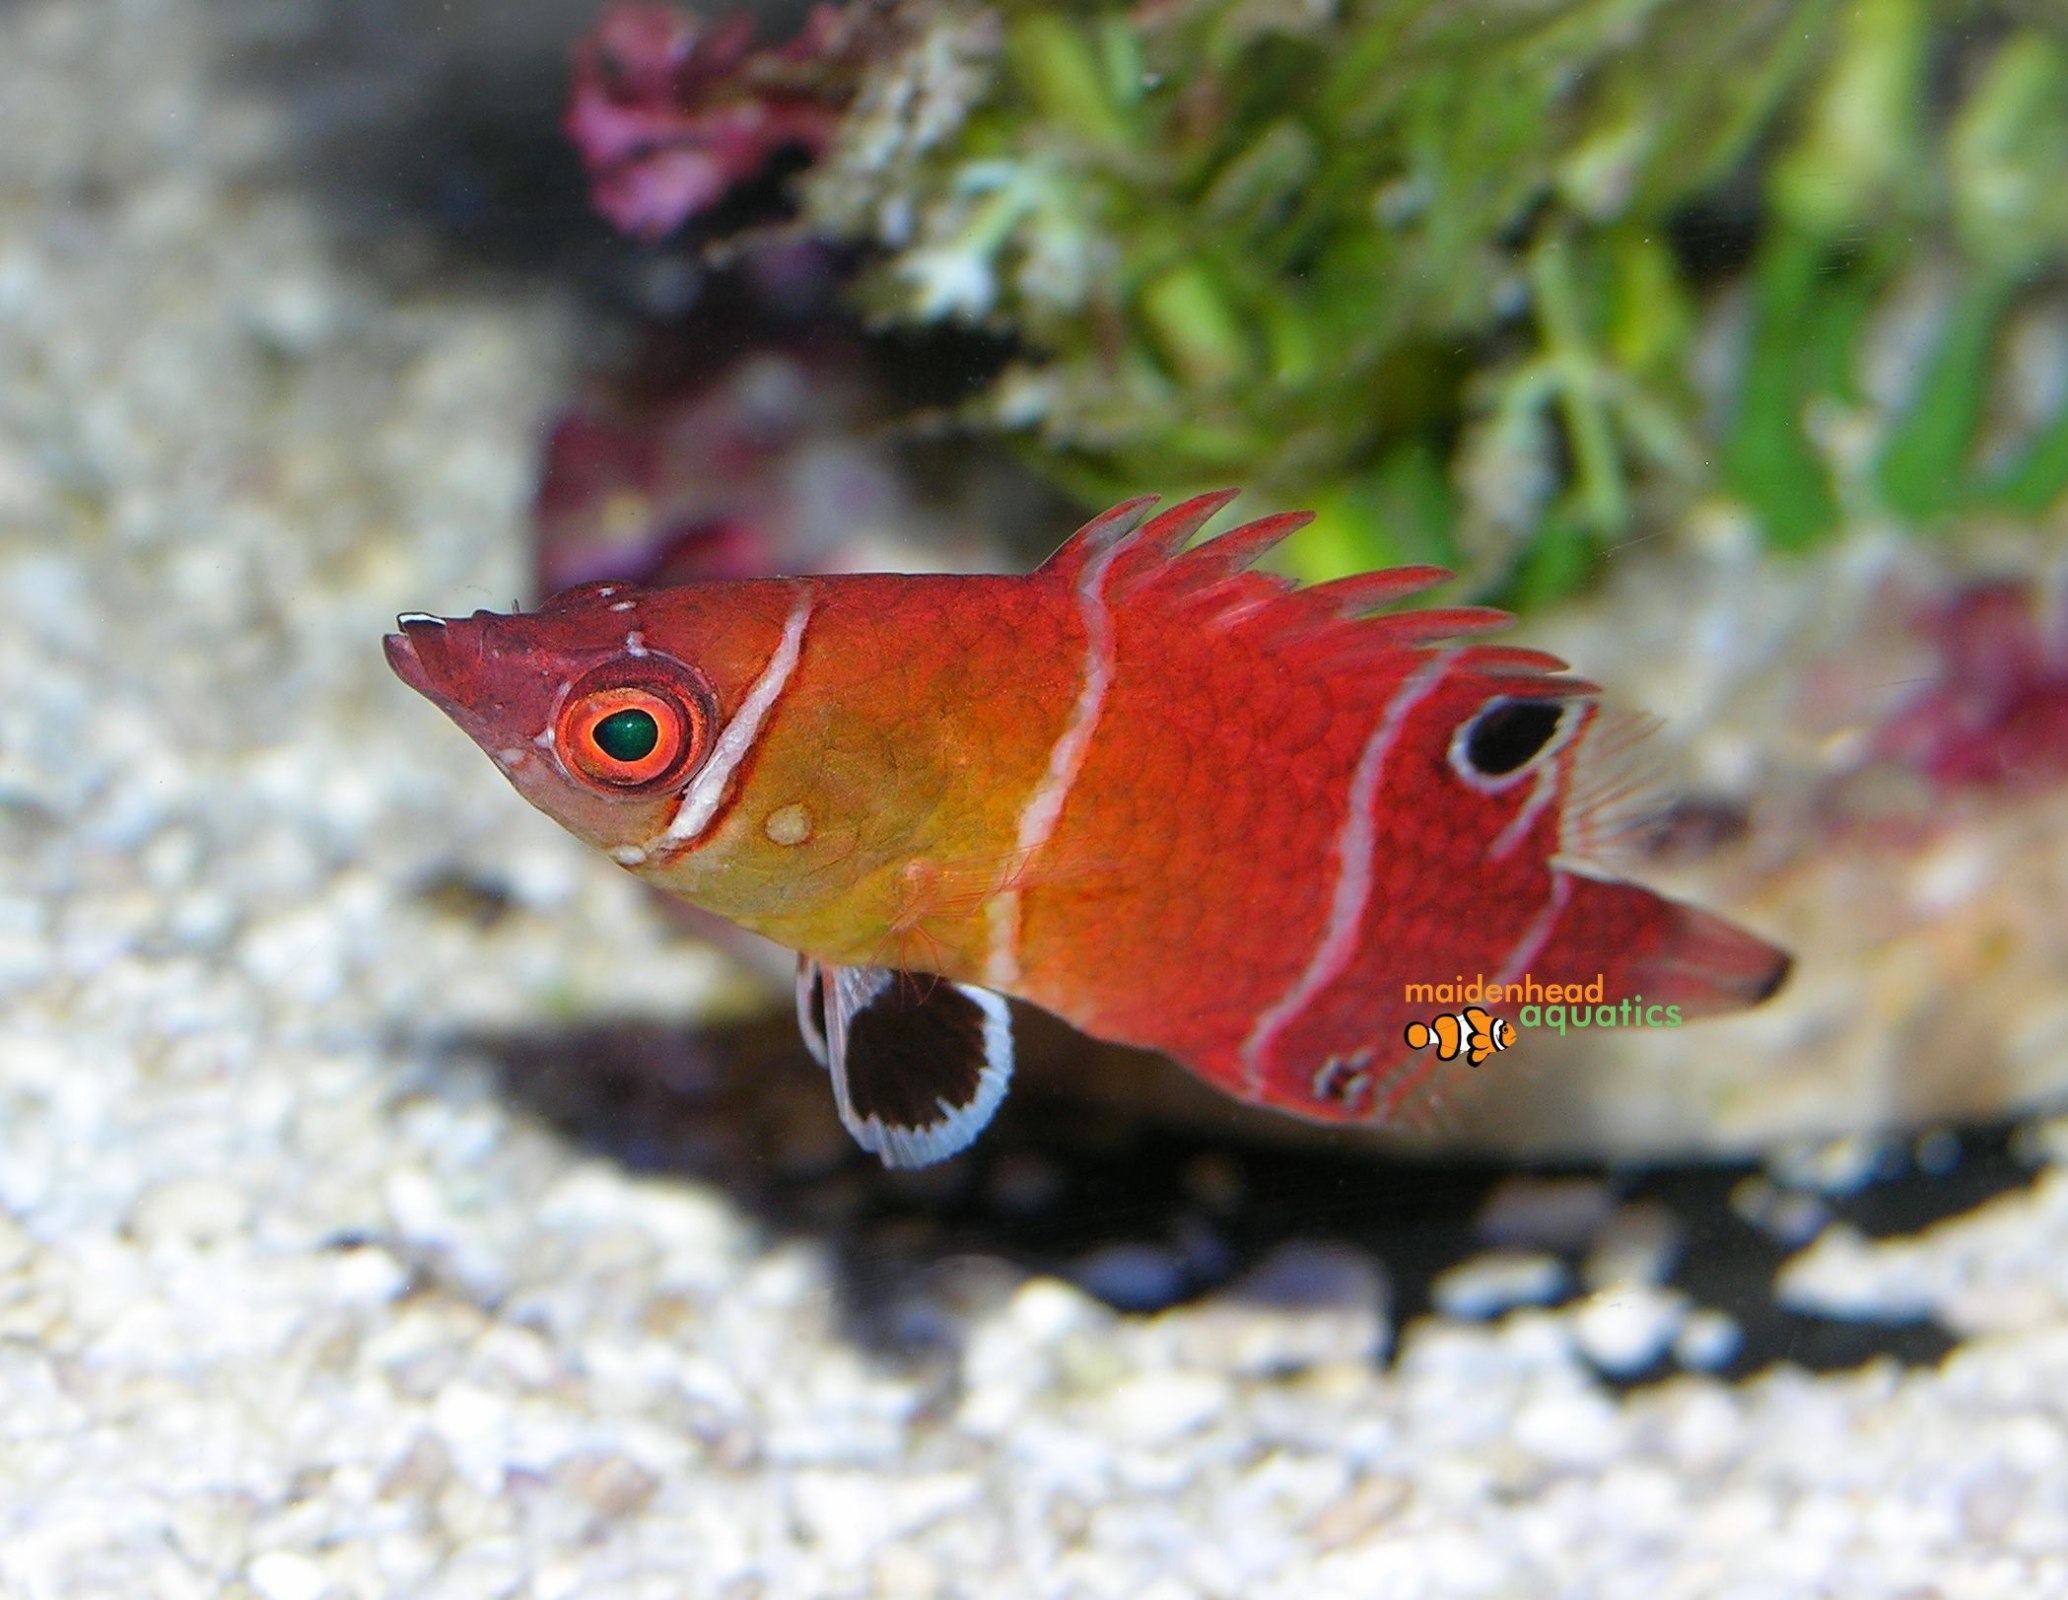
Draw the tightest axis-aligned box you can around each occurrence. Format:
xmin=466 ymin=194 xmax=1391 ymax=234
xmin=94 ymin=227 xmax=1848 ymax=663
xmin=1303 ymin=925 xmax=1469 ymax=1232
xmin=1403 ymin=1005 xmax=1515 ymax=1066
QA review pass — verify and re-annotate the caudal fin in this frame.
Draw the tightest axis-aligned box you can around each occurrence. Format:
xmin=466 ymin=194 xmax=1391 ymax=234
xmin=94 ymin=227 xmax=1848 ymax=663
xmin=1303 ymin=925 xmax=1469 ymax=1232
xmin=1544 ymin=870 xmax=1791 ymax=1018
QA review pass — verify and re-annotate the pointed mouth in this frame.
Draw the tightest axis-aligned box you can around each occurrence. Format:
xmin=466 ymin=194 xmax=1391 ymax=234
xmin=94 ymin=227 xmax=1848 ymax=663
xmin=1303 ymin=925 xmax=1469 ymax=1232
xmin=384 ymin=613 xmax=451 ymax=699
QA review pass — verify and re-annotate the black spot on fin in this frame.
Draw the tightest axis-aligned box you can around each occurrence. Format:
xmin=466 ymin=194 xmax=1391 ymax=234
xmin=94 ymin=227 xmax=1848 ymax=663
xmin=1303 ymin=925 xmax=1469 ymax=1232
xmin=804 ymin=962 xmax=1014 ymax=1168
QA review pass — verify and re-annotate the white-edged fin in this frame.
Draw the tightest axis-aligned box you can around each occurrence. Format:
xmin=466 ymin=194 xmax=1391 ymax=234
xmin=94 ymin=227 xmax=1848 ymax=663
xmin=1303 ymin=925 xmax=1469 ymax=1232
xmin=808 ymin=962 xmax=1015 ymax=1169
xmin=795 ymin=956 xmax=829 ymax=1068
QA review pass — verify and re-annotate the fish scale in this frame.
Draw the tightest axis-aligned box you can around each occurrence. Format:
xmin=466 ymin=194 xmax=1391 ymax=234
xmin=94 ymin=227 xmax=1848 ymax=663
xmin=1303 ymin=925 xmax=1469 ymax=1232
xmin=387 ymin=492 xmax=1790 ymax=1166
xmin=1017 ymin=603 xmax=1355 ymax=1077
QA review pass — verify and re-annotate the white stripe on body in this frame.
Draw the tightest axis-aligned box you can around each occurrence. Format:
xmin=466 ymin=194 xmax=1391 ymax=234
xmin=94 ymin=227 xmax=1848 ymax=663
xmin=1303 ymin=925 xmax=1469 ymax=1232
xmin=1479 ymin=702 xmax=1584 ymax=860
xmin=1486 ymin=748 xmax=1562 ymax=860
xmin=638 ymin=590 xmax=813 ymax=861
xmin=1238 ymin=652 xmax=1457 ymax=1096
xmin=1364 ymin=853 xmax=1571 ymax=1121
xmin=1490 ymin=868 xmax=1572 ymax=988
xmin=982 ymin=535 xmax=1127 ymax=987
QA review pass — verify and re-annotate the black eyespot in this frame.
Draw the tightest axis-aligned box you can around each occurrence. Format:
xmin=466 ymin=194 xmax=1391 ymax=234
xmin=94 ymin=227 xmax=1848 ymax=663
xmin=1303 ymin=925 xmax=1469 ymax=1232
xmin=1461 ymin=698 xmax=1564 ymax=778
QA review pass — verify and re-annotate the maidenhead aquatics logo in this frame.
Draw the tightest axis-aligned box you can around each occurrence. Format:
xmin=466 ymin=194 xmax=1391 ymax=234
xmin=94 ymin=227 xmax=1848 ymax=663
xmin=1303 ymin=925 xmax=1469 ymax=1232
xmin=1403 ymin=1006 xmax=1515 ymax=1066
xmin=1402 ymin=974 xmax=1682 ymax=1061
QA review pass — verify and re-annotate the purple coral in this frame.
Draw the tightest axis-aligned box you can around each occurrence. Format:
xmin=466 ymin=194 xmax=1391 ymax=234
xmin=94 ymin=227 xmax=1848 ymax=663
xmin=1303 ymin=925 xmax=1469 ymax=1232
xmin=534 ymin=331 xmax=866 ymax=595
xmin=564 ymin=3 xmax=850 ymax=239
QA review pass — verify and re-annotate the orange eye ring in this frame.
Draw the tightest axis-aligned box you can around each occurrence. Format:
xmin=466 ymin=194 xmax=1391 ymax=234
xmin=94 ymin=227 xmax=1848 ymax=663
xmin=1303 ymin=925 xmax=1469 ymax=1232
xmin=554 ymin=660 xmax=715 ymax=794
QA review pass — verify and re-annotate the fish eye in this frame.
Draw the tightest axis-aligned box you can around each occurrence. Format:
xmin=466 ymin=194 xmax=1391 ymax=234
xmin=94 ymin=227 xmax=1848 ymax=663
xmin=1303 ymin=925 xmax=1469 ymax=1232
xmin=593 ymin=707 xmax=659 ymax=762
xmin=554 ymin=659 xmax=715 ymax=794
xmin=1451 ymin=697 xmax=1566 ymax=786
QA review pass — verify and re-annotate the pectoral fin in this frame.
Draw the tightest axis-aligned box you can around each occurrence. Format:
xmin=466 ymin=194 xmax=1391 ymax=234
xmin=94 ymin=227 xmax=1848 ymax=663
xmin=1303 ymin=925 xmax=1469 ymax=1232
xmin=795 ymin=957 xmax=1015 ymax=1169
xmin=796 ymin=956 xmax=831 ymax=1067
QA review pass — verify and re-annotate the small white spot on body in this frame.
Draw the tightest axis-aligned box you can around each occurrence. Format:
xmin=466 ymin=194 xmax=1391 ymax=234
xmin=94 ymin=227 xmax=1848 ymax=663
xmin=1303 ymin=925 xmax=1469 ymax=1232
xmin=764 ymin=803 xmax=812 ymax=846
xmin=610 ymin=843 xmax=649 ymax=866
xmin=493 ymin=747 xmax=532 ymax=770
xmin=610 ymin=599 xmax=637 ymax=613
xmin=624 ymin=630 xmax=649 ymax=656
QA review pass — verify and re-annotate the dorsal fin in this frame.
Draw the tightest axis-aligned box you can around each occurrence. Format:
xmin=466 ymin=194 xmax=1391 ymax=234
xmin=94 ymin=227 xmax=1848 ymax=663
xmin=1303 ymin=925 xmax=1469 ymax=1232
xmin=1298 ymin=566 xmax=1454 ymax=618
xmin=1035 ymin=494 xmax=1161 ymax=585
xmin=1039 ymin=490 xmax=1308 ymax=609
xmin=1040 ymin=491 xmax=1592 ymax=703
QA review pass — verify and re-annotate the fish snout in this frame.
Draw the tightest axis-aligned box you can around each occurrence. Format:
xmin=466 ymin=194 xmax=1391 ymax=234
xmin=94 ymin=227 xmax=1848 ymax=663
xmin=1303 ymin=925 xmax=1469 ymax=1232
xmin=382 ymin=610 xmax=564 ymax=759
xmin=383 ymin=613 xmax=455 ymax=700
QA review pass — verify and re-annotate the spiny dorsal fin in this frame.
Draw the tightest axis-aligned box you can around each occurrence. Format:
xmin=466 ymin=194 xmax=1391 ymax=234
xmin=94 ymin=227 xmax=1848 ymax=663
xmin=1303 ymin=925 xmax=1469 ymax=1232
xmin=1035 ymin=494 xmax=1161 ymax=585
xmin=1298 ymin=566 xmax=1454 ymax=617
xmin=1042 ymin=491 xmax=1591 ymax=703
xmin=1040 ymin=490 xmax=1307 ymax=607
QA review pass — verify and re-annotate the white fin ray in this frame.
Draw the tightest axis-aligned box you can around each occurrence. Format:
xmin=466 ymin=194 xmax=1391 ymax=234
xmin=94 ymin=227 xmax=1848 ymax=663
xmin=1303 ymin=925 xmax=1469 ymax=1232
xmin=1557 ymin=703 xmax=1674 ymax=868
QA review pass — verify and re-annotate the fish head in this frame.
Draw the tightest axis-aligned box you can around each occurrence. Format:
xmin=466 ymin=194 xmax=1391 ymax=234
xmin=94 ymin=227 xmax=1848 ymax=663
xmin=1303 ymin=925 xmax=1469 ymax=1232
xmin=384 ymin=578 xmax=796 ymax=871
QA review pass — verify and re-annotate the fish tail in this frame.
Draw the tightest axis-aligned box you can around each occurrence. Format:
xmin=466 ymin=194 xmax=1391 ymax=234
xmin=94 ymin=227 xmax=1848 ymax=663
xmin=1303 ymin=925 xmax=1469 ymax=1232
xmin=1544 ymin=871 xmax=1791 ymax=1018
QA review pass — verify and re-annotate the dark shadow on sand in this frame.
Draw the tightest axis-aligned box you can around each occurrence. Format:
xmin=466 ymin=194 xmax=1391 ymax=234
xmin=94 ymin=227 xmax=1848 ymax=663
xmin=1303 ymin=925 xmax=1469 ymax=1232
xmin=437 ymin=1006 xmax=2038 ymax=1390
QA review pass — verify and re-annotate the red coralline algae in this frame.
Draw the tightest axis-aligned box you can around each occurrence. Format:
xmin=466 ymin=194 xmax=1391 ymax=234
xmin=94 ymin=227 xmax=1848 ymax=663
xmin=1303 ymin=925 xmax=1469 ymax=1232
xmin=564 ymin=3 xmax=851 ymax=239
xmin=534 ymin=334 xmax=869 ymax=594
xmin=1872 ymin=577 xmax=2068 ymax=795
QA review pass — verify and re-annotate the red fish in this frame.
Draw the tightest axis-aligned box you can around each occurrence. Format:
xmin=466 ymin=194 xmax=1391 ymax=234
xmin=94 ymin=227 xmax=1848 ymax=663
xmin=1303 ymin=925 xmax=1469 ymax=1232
xmin=386 ymin=492 xmax=1788 ymax=1166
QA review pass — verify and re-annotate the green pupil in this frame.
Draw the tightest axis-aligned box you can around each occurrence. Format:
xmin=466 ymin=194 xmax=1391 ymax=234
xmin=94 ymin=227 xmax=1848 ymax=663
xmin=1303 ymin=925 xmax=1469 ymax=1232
xmin=593 ymin=708 xmax=660 ymax=763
